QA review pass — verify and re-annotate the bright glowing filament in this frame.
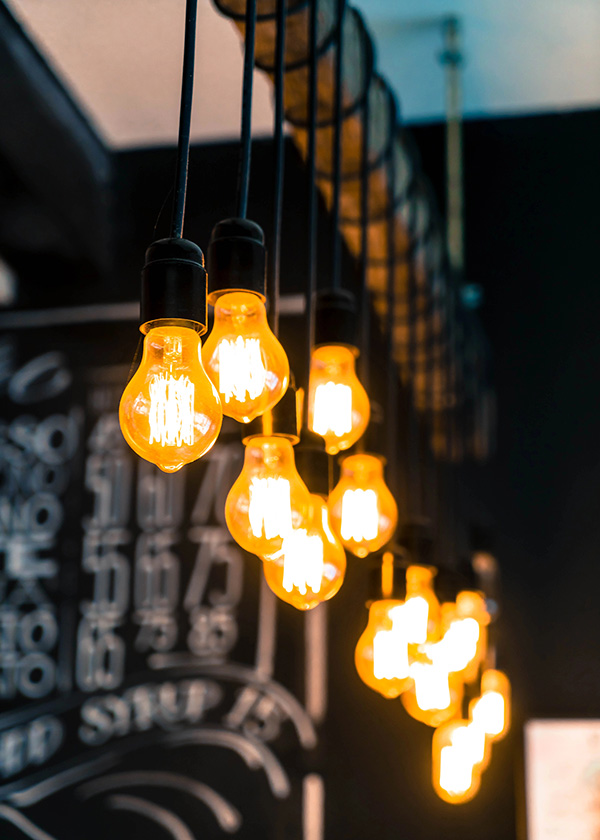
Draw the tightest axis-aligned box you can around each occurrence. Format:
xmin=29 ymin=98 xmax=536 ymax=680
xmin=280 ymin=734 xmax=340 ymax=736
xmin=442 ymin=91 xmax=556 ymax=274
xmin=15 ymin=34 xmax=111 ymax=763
xmin=119 ymin=325 xmax=222 ymax=473
xmin=217 ymin=336 xmax=267 ymax=402
xmin=202 ymin=291 xmax=289 ymax=423
xmin=280 ymin=529 xmax=324 ymax=595
xmin=248 ymin=476 xmax=292 ymax=540
xmin=148 ymin=372 xmax=195 ymax=446
xmin=225 ymin=436 xmax=311 ymax=557
xmin=355 ymin=599 xmax=412 ymax=698
xmin=262 ymin=494 xmax=346 ymax=611
xmin=470 ymin=669 xmax=511 ymax=740
xmin=403 ymin=596 xmax=430 ymax=645
xmin=410 ymin=661 xmax=451 ymax=711
xmin=329 ymin=453 xmax=398 ymax=558
xmin=308 ymin=344 xmax=370 ymax=454
xmin=425 ymin=617 xmax=480 ymax=673
xmin=312 ymin=381 xmax=353 ymax=438
xmin=373 ymin=605 xmax=410 ymax=681
xmin=433 ymin=720 xmax=482 ymax=804
xmin=340 ymin=488 xmax=378 ymax=542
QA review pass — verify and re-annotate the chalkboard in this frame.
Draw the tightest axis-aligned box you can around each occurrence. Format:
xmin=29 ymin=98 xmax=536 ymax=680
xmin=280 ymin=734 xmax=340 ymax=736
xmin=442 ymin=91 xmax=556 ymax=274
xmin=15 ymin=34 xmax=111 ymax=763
xmin=0 ymin=310 xmax=326 ymax=840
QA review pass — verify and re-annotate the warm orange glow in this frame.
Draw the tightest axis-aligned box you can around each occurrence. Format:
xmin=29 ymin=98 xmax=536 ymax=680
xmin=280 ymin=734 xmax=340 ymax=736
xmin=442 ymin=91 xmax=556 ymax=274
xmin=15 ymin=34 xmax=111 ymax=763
xmin=433 ymin=719 xmax=483 ymax=804
xmin=328 ymin=454 xmax=398 ymax=558
xmin=225 ymin=435 xmax=311 ymax=557
xmin=404 ymin=565 xmax=440 ymax=644
xmin=455 ymin=590 xmax=490 ymax=682
xmin=119 ymin=325 xmax=222 ymax=472
xmin=308 ymin=344 xmax=370 ymax=454
xmin=470 ymin=669 xmax=511 ymax=741
xmin=262 ymin=495 xmax=346 ymax=610
xmin=202 ymin=291 xmax=289 ymax=423
xmin=355 ymin=599 xmax=412 ymax=698
xmin=401 ymin=660 xmax=463 ymax=727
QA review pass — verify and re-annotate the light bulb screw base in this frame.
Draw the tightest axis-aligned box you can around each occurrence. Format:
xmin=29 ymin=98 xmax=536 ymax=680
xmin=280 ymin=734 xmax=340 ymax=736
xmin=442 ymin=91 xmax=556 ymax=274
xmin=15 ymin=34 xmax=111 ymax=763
xmin=207 ymin=218 xmax=267 ymax=303
xmin=140 ymin=237 xmax=208 ymax=333
xmin=314 ymin=289 xmax=359 ymax=349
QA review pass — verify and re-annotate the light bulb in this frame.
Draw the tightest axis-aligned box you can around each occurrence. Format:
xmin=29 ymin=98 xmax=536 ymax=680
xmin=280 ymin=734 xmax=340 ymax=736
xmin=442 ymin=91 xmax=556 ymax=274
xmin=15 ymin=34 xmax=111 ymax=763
xmin=119 ymin=325 xmax=222 ymax=473
xmin=225 ymin=435 xmax=311 ymax=557
xmin=262 ymin=494 xmax=346 ymax=610
xmin=401 ymin=660 xmax=463 ymax=727
xmin=308 ymin=345 xmax=370 ymax=454
xmin=328 ymin=453 xmax=398 ymax=558
xmin=455 ymin=590 xmax=490 ymax=682
xmin=202 ymin=291 xmax=289 ymax=423
xmin=470 ymin=669 xmax=511 ymax=741
xmin=355 ymin=599 xmax=412 ymax=698
xmin=433 ymin=719 xmax=482 ymax=804
xmin=404 ymin=565 xmax=440 ymax=644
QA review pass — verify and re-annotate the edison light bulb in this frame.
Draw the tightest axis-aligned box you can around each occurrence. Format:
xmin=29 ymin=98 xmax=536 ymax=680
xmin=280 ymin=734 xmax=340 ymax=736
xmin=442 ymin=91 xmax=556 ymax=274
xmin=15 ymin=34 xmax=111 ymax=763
xmin=202 ymin=292 xmax=289 ymax=423
xmin=455 ymin=590 xmax=490 ymax=682
xmin=401 ymin=660 xmax=463 ymax=727
xmin=355 ymin=599 xmax=412 ymax=698
xmin=307 ymin=345 xmax=370 ymax=454
xmin=404 ymin=565 xmax=440 ymax=644
xmin=432 ymin=719 xmax=482 ymax=805
xmin=328 ymin=453 xmax=398 ymax=558
xmin=470 ymin=669 xmax=511 ymax=741
xmin=119 ymin=325 xmax=222 ymax=473
xmin=225 ymin=435 xmax=311 ymax=557
xmin=262 ymin=494 xmax=346 ymax=610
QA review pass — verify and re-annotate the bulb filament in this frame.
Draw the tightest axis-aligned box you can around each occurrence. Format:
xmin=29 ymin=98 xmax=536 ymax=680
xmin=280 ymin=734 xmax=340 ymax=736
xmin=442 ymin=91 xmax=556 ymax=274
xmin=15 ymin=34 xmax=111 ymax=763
xmin=148 ymin=373 xmax=195 ymax=447
xmin=217 ymin=337 xmax=267 ymax=402
xmin=248 ymin=477 xmax=292 ymax=540
xmin=340 ymin=488 xmax=379 ymax=541
xmin=312 ymin=382 xmax=352 ymax=437
xmin=278 ymin=529 xmax=325 ymax=595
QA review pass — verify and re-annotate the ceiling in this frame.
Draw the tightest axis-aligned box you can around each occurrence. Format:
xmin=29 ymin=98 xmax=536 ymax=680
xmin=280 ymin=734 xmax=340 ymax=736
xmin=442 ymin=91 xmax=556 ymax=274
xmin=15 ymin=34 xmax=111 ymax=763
xmin=5 ymin=0 xmax=600 ymax=149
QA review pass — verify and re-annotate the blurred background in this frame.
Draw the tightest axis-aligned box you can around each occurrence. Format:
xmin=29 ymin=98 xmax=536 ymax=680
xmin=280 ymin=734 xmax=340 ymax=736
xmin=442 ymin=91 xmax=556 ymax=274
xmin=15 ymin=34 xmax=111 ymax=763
xmin=0 ymin=1 xmax=599 ymax=838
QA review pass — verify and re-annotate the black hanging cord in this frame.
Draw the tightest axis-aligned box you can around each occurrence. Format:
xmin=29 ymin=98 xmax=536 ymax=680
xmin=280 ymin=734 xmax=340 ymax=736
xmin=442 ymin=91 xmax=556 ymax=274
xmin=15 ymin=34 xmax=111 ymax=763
xmin=385 ymin=128 xmax=397 ymax=493
xmin=171 ymin=0 xmax=199 ymax=239
xmin=330 ymin=0 xmax=346 ymax=291
xmin=269 ymin=0 xmax=287 ymax=337
xmin=303 ymin=0 xmax=319 ymax=429
xmin=236 ymin=0 xmax=258 ymax=219
xmin=359 ymin=74 xmax=371 ymax=391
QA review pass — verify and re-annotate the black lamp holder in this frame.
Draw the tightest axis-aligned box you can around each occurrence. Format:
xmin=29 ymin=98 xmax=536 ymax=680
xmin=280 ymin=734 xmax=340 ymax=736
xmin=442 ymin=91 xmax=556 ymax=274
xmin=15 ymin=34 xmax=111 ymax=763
xmin=140 ymin=237 xmax=208 ymax=334
xmin=207 ymin=217 xmax=267 ymax=304
xmin=314 ymin=288 xmax=359 ymax=349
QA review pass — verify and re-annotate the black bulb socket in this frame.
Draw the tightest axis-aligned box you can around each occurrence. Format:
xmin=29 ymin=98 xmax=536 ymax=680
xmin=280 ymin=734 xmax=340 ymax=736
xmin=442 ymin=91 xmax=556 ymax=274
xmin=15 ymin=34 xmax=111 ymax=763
xmin=207 ymin=218 xmax=267 ymax=304
xmin=314 ymin=289 xmax=359 ymax=349
xmin=140 ymin=237 xmax=208 ymax=334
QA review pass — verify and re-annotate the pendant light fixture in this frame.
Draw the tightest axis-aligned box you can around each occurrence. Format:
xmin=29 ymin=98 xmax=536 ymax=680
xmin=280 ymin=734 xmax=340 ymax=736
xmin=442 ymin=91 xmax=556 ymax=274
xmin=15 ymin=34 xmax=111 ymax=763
xmin=328 ymin=86 xmax=399 ymax=557
xmin=202 ymin=0 xmax=289 ymax=423
xmin=306 ymin=0 xmax=370 ymax=456
xmin=119 ymin=0 xmax=222 ymax=472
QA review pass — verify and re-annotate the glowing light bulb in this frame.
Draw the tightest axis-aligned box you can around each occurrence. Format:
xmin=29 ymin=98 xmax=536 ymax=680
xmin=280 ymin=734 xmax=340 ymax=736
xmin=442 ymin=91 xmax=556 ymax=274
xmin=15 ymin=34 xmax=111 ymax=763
xmin=262 ymin=495 xmax=346 ymax=610
xmin=433 ymin=720 xmax=482 ymax=804
xmin=119 ymin=325 xmax=222 ymax=473
xmin=401 ymin=659 xmax=463 ymax=727
xmin=455 ymin=590 xmax=490 ymax=682
xmin=328 ymin=453 xmax=398 ymax=558
xmin=424 ymin=617 xmax=481 ymax=674
xmin=355 ymin=600 xmax=412 ymax=698
xmin=225 ymin=435 xmax=311 ymax=557
xmin=404 ymin=565 xmax=440 ymax=644
xmin=308 ymin=345 xmax=370 ymax=454
xmin=202 ymin=292 xmax=289 ymax=423
xmin=470 ymin=669 xmax=511 ymax=741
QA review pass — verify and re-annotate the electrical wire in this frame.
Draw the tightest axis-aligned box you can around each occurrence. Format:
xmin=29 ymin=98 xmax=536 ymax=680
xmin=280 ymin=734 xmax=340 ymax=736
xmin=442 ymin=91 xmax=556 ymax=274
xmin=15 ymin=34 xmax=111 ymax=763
xmin=385 ymin=122 xmax=397 ymax=494
xmin=330 ymin=0 xmax=346 ymax=291
xmin=303 ymin=0 xmax=319 ymax=430
xmin=269 ymin=0 xmax=287 ymax=337
xmin=358 ymin=64 xmax=371 ymax=393
xmin=170 ymin=0 xmax=199 ymax=239
xmin=236 ymin=0 xmax=258 ymax=219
